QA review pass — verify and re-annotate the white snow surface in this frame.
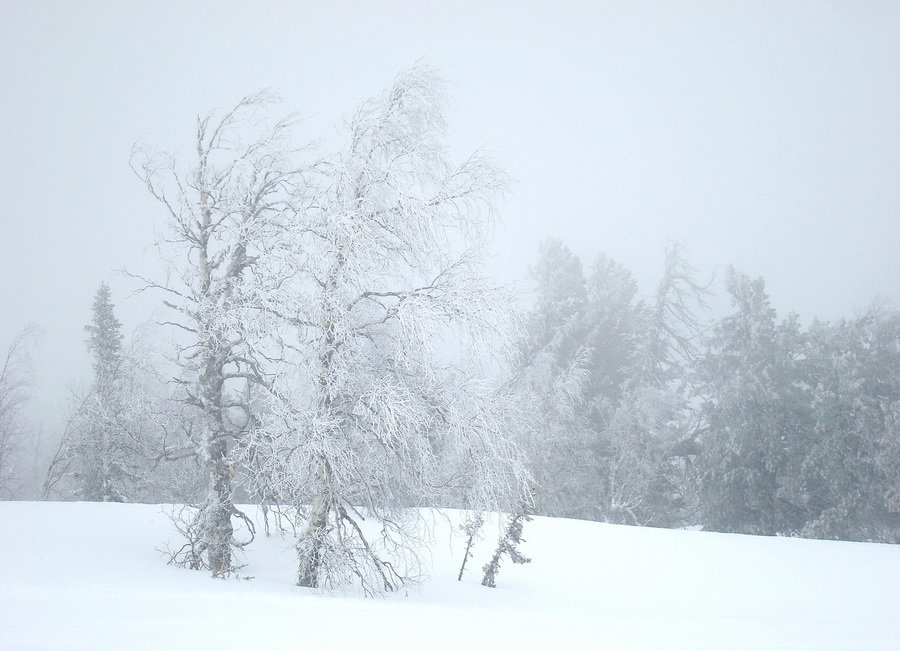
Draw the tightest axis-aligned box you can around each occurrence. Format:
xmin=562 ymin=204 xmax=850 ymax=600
xmin=1 ymin=502 xmax=897 ymax=650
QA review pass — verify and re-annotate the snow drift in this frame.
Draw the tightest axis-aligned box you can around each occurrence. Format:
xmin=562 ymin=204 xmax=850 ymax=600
xmin=0 ymin=501 xmax=897 ymax=649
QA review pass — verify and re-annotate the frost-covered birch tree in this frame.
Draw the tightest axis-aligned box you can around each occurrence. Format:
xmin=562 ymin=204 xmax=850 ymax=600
xmin=247 ymin=68 xmax=528 ymax=593
xmin=131 ymin=93 xmax=307 ymax=574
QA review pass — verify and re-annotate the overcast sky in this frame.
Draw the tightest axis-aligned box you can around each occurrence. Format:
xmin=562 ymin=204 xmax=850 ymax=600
xmin=2 ymin=1 xmax=898 ymax=426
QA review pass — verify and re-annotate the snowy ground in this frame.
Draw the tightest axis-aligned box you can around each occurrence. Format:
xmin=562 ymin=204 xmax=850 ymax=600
xmin=0 ymin=502 xmax=897 ymax=649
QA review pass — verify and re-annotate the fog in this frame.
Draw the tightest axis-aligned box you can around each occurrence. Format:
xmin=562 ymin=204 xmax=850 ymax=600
xmin=2 ymin=1 xmax=898 ymax=429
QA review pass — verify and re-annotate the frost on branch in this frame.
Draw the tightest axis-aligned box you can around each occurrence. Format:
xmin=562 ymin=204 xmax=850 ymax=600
xmin=481 ymin=495 xmax=533 ymax=588
xmin=131 ymin=90 xmax=308 ymax=575
xmin=245 ymin=67 xmax=527 ymax=594
xmin=457 ymin=511 xmax=485 ymax=581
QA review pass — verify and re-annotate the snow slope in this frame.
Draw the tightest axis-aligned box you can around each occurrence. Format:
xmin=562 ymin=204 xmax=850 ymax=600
xmin=0 ymin=502 xmax=897 ymax=649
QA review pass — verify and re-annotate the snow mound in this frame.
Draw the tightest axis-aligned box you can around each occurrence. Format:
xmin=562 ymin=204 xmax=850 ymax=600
xmin=0 ymin=502 xmax=897 ymax=649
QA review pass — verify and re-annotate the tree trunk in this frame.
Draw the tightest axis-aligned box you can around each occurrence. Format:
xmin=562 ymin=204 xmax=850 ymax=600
xmin=200 ymin=341 xmax=235 ymax=574
xmin=205 ymin=430 xmax=233 ymax=574
xmin=297 ymin=476 xmax=329 ymax=587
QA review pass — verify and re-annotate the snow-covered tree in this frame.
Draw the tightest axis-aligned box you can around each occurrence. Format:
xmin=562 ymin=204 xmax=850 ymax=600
xmin=74 ymin=283 xmax=131 ymax=501
xmin=0 ymin=325 xmax=39 ymax=498
xmin=245 ymin=68 xmax=528 ymax=593
xmin=696 ymin=269 xmax=813 ymax=535
xmin=798 ymin=307 xmax=900 ymax=542
xmin=611 ymin=243 xmax=708 ymax=526
xmin=87 ymin=283 xmax=124 ymax=388
xmin=635 ymin=243 xmax=709 ymax=387
xmin=582 ymin=253 xmax=648 ymax=411
xmin=44 ymin=285 xmax=163 ymax=502
xmin=695 ymin=272 xmax=899 ymax=541
xmin=481 ymin=497 xmax=532 ymax=588
xmin=511 ymin=240 xmax=593 ymax=517
xmin=516 ymin=241 xmax=705 ymax=527
xmin=131 ymin=92 xmax=307 ymax=574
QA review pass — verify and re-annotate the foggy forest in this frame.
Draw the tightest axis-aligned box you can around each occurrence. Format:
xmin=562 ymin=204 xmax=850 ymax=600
xmin=1 ymin=3 xmax=898 ymax=649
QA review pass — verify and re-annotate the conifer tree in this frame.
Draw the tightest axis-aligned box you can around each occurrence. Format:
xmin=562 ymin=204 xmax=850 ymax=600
xmin=79 ymin=281 xmax=129 ymax=501
xmin=74 ymin=282 xmax=136 ymax=502
xmin=45 ymin=283 xmax=151 ymax=502
xmin=517 ymin=242 xmax=706 ymax=527
xmin=696 ymin=269 xmax=812 ymax=535
xmin=799 ymin=308 xmax=900 ymax=542
xmin=481 ymin=497 xmax=533 ymax=588
xmin=87 ymin=282 xmax=124 ymax=391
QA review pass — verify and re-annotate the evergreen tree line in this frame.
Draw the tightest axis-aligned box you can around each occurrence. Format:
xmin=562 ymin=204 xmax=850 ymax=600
xmin=517 ymin=239 xmax=899 ymax=543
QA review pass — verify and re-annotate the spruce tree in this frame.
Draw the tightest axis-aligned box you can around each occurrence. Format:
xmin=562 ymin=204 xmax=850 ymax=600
xmin=86 ymin=282 xmax=124 ymax=392
xmin=79 ymin=282 xmax=130 ymax=502
xmin=696 ymin=270 xmax=812 ymax=535
xmin=799 ymin=309 xmax=900 ymax=542
xmin=49 ymin=282 xmax=141 ymax=502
